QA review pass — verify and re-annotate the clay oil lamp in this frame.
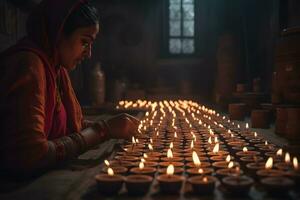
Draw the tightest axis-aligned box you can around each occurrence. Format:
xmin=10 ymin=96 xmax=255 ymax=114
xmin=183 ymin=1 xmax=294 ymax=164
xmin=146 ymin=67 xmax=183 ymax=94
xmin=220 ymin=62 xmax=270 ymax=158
xmin=158 ymin=167 xmax=184 ymax=175
xmin=210 ymin=155 xmax=234 ymax=162
xmin=212 ymin=155 xmax=236 ymax=169
xmin=95 ymin=168 xmax=124 ymax=195
xmin=142 ymin=153 xmax=160 ymax=162
xmin=123 ymin=136 xmax=144 ymax=152
xmin=125 ymin=175 xmax=153 ymax=196
xmin=275 ymin=152 xmax=294 ymax=171
xmin=286 ymin=157 xmax=300 ymax=185
xmin=227 ymin=141 xmax=249 ymax=148
xmin=183 ymin=150 xmax=206 ymax=158
xmin=256 ymin=157 xmax=286 ymax=179
xmin=236 ymin=147 xmax=260 ymax=159
xmin=222 ymin=167 xmax=254 ymax=196
xmin=265 ymin=148 xmax=284 ymax=162
xmin=254 ymin=141 xmax=276 ymax=152
xmin=187 ymin=166 xmax=214 ymax=177
xmin=186 ymin=151 xmax=211 ymax=169
xmin=109 ymin=160 xmax=135 ymax=169
xmin=231 ymin=146 xmax=256 ymax=153
xmin=185 ymin=150 xmax=209 ymax=162
xmin=146 ymin=143 xmax=162 ymax=157
xmin=102 ymin=160 xmax=128 ymax=175
xmin=188 ymin=175 xmax=217 ymax=194
xmin=246 ymin=132 xmax=264 ymax=142
xmin=134 ymin=158 xmax=158 ymax=168
xmin=116 ymin=150 xmax=142 ymax=157
xmin=216 ymin=161 xmax=243 ymax=179
xmin=130 ymin=161 xmax=156 ymax=177
xmin=157 ymin=164 xmax=185 ymax=194
xmin=161 ymin=148 xmax=184 ymax=162
xmin=240 ymin=156 xmax=264 ymax=168
xmin=261 ymin=177 xmax=295 ymax=196
xmin=207 ymin=143 xmax=229 ymax=157
xmin=114 ymin=155 xmax=140 ymax=162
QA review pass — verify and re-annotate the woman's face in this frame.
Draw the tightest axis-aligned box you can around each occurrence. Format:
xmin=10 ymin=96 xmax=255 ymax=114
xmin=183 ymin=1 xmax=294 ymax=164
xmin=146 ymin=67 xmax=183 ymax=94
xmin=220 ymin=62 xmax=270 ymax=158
xmin=57 ymin=23 xmax=99 ymax=70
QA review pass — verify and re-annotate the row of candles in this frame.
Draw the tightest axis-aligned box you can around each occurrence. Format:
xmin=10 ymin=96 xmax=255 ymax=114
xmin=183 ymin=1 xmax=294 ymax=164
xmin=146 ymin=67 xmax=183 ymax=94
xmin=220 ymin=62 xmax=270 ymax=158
xmin=95 ymin=100 xmax=299 ymax=197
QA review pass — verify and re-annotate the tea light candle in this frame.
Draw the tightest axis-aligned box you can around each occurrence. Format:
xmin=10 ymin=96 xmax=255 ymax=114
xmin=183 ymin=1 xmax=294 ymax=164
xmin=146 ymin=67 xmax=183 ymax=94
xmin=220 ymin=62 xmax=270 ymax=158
xmin=125 ymin=175 xmax=153 ymax=195
xmin=186 ymin=151 xmax=211 ymax=168
xmin=207 ymin=143 xmax=229 ymax=156
xmin=161 ymin=149 xmax=184 ymax=162
xmin=256 ymin=157 xmax=286 ymax=178
xmin=157 ymin=164 xmax=185 ymax=194
xmin=186 ymin=167 xmax=214 ymax=177
xmin=95 ymin=168 xmax=124 ymax=195
xmin=286 ymin=157 xmax=300 ymax=185
xmin=274 ymin=152 xmax=293 ymax=171
xmin=236 ymin=147 xmax=260 ymax=158
xmin=130 ymin=161 xmax=156 ymax=177
xmin=261 ymin=177 xmax=295 ymax=196
xmin=188 ymin=175 xmax=217 ymax=194
xmin=222 ymin=175 xmax=254 ymax=195
xmin=216 ymin=161 xmax=243 ymax=179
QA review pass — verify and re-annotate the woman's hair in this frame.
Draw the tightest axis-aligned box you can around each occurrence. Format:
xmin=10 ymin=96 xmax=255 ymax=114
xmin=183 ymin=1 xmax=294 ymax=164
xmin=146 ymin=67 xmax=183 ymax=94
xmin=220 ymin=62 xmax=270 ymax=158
xmin=63 ymin=2 xmax=99 ymax=36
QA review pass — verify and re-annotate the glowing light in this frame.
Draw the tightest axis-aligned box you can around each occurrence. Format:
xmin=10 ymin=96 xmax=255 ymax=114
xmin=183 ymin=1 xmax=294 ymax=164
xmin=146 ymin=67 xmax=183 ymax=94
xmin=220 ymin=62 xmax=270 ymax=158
xmin=166 ymin=164 xmax=175 ymax=175
xmin=265 ymin=157 xmax=273 ymax=169
xmin=192 ymin=151 xmax=201 ymax=167
xmin=108 ymin=168 xmax=114 ymax=176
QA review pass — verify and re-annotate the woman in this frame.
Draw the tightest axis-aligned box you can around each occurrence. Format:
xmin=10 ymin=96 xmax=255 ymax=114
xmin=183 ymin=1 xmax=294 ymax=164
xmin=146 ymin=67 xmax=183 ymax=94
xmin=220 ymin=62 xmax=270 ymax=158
xmin=0 ymin=0 xmax=138 ymax=176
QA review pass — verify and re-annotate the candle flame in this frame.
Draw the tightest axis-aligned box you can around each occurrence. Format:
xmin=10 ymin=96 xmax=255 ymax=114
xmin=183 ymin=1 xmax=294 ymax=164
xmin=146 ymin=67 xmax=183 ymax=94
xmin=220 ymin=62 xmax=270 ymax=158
xmin=139 ymin=162 xmax=144 ymax=169
xmin=170 ymin=142 xmax=174 ymax=149
xmin=174 ymin=132 xmax=177 ymax=138
xmin=265 ymin=157 xmax=273 ymax=169
xmin=203 ymin=177 xmax=208 ymax=182
xmin=246 ymin=123 xmax=249 ymax=129
xmin=214 ymin=136 xmax=218 ymax=143
xmin=150 ymin=138 xmax=153 ymax=143
xmin=104 ymin=160 xmax=110 ymax=166
xmin=148 ymin=143 xmax=153 ymax=151
xmin=192 ymin=151 xmax=201 ymax=167
xmin=132 ymin=136 xmax=136 ymax=144
xmin=108 ymin=167 xmax=114 ymax=176
xmin=243 ymin=147 xmax=248 ymax=152
xmin=213 ymin=143 xmax=219 ymax=153
xmin=166 ymin=164 xmax=174 ymax=175
xmin=143 ymin=153 xmax=148 ymax=158
xmin=167 ymin=149 xmax=173 ymax=158
xmin=226 ymin=155 xmax=231 ymax=162
xmin=285 ymin=152 xmax=291 ymax=163
xmin=276 ymin=149 xmax=283 ymax=156
xmin=254 ymin=132 xmax=257 ymax=137
xmin=228 ymin=161 xmax=234 ymax=169
xmin=265 ymin=141 xmax=268 ymax=145
xmin=141 ymin=158 xmax=146 ymax=163
xmin=198 ymin=168 xmax=204 ymax=174
xmin=190 ymin=140 xmax=194 ymax=149
xmin=293 ymin=157 xmax=298 ymax=170
xmin=136 ymin=138 xmax=139 ymax=143
xmin=208 ymin=137 xmax=212 ymax=144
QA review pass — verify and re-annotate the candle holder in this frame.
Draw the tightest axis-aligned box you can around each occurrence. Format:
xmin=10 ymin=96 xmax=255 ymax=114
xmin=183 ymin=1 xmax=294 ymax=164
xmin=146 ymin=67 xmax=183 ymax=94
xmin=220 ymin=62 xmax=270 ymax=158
xmin=261 ymin=177 xmax=295 ymax=196
xmin=222 ymin=175 xmax=254 ymax=196
xmin=95 ymin=174 xmax=124 ymax=195
xmin=157 ymin=174 xmax=185 ymax=194
xmin=186 ymin=168 xmax=214 ymax=177
xmin=188 ymin=176 xmax=217 ymax=194
xmin=102 ymin=166 xmax=128 ymax=175
xmin=130 ymin=166 xmax=157 ymax=177
xmin=125 ymin=175 xmax=153 ymax=196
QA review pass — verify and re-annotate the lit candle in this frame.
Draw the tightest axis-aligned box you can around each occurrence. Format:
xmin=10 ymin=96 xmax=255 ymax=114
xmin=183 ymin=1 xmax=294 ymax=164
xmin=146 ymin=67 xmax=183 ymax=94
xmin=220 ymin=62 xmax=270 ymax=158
xmin=157 ymin=164 xmax=185 ymax=194
xmin=95 ymin=167 xmax=124 ymax=195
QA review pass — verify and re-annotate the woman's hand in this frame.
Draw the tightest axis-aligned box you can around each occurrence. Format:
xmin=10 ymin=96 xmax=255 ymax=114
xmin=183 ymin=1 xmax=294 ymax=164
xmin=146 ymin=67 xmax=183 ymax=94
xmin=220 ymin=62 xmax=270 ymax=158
xmin=105 ymin=113 xmax=140 ymax=139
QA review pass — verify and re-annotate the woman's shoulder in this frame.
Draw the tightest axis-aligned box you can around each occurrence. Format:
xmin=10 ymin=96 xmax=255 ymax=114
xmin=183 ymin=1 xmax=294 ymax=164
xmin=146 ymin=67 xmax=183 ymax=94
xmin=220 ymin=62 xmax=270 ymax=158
xmin=13 ymin=51 xmax=45 ymax=73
